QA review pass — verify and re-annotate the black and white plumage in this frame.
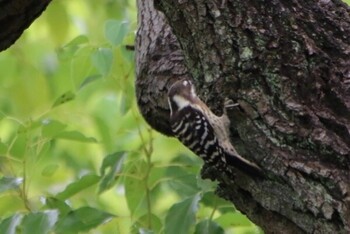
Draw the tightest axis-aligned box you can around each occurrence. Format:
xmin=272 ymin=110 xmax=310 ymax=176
xmin=171 ymin=106 xmax=226 ymax=167
xmin=168 ymin=79 xmax=262 ymax=177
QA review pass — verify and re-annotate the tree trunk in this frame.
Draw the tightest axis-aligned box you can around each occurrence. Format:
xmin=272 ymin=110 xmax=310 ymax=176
xmin=136 ymin=0 xmax=350 ymax=233
xmin=0 ymin=0 xmax=51 ymax=52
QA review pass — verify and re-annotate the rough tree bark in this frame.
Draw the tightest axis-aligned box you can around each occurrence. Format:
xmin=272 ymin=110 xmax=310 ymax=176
xmin=136 ymin=0 xmax=350 ymax=233
xmin=0 ymin=0 xmax=51 ymax=52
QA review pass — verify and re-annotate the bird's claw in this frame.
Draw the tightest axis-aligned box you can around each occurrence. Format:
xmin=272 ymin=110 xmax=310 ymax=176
xmin=224 ymin=98 xmax=239 ymax=109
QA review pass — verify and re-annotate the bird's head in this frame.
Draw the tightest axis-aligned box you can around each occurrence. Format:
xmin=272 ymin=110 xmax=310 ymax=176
xmin=168 ymin=79 xmax=197 ymax=116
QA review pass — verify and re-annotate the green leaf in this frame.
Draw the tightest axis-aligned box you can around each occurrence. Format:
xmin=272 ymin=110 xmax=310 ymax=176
xmin=172 ymin=153 xmax=202 ymax=167
xmin=41 ymin=164 xmax=59 ymax=177
xmin=119 ymin=78 xmax=135 ymax=115
xmin=45 ymin=197 xmax=71 ymax=217
xmin=138 ymin=229 xmax=154 ymax=234
xmin=17 ymin=120 xmax=42 ymax=134
xmin=165 ymin=166 xmax=200 ymax=198
xmin=201 ymin=192 xmax=232 ymax=210
xmin=132 ymin=213 xmax=162 ymax=234
xmin=64 ymin=35 xmax=89 ymax=48
xmin=22 ymin=210 xmax=58 ymax=234
xmin=57 ymin=46 xmax=77 ymax=61
xmin=148 ymin=167 xmax=166 ymax=190
xmin=41 ymin=119 xmax=67 ymax=138
xmin=52 ymin=91 xmax=75 ymax=108
xmin=55 ymin=207 xmax=114 ymax=234
xmin=120 ymin=92 xmax=133 ymax=115
xmin=93 ymin=115 xmax=113 ymax=150
xmin=56 ymin=174 xmax=100 ymax=200
xmin=98 ymin=152 xmax=126 ymax=194
xmin=55 ymin=131 xmax=97 ymax=143
xmin=196 ymin=177 xmax=217 ymax=192
xmin=124 ymin=160 xmax=148 ymax=216
xmin=37 ymin=141 xmax=52 ymax=159
xmin=120 ymin=43 xmax=135 ymax=63
xmin=0 ymin=141 xmax=8 ymax=154
xmin=0 ymin=214 xmax=23 ymax=234
xmin=215 ymin=212 xmax=253 ymax=228
xmin=9 ymin=135 xmax=27 ymax=158
xmin=165 ymin=194 xmax=201 ymax=234
xmin=105 ymin=20 xmax=129 ymax=46
xmin=56 ymin=35 xmax=88 ymax=60
xmin=79 ymin=74 xmax=102 ymax=90
xmin=194 ymin=219 xmax=224 ymax=234
xmin=0 ymin=177 xmax=23 ymax=193
xmin=91 ymin=48 xmax=113 ymax=77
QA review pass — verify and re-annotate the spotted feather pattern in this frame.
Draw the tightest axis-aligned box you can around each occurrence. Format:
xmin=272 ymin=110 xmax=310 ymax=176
xmin=168 ymin=79 xmax=263 ymax=177
xmin=170 ymin=106 xmax=227 ymax=170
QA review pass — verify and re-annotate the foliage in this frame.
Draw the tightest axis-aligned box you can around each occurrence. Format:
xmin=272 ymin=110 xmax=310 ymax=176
xmin=0 ymin=0 xmax=264 ymax=233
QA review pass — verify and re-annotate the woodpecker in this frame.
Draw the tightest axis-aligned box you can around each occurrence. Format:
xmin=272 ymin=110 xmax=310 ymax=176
xmin=167 ymin=79 xmax=262 ymax=177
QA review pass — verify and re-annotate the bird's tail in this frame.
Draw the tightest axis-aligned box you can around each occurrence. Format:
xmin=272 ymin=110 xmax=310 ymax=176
xmin=225 ymin=153 xmax=264 ymax=178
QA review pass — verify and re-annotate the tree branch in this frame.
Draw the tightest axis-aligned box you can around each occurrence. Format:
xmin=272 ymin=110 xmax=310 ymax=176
xmin=136 ymin=0 xmax=350 ymax=232
xmin=0 ymin=0 xmax=51 ymax=52
xmin=135 ymin=0 xmax=191 ymax=136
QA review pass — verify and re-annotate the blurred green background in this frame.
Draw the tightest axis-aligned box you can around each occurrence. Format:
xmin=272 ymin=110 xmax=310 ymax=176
xmin=1 ymin=0 xmax=348 ymax=233
xmin=0 ymin=0 xmax=261 ymax=233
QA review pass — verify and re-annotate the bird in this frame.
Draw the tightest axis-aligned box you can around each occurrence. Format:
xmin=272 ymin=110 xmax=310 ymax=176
xmin=167 ymin=79 xmax=263 ymax=177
